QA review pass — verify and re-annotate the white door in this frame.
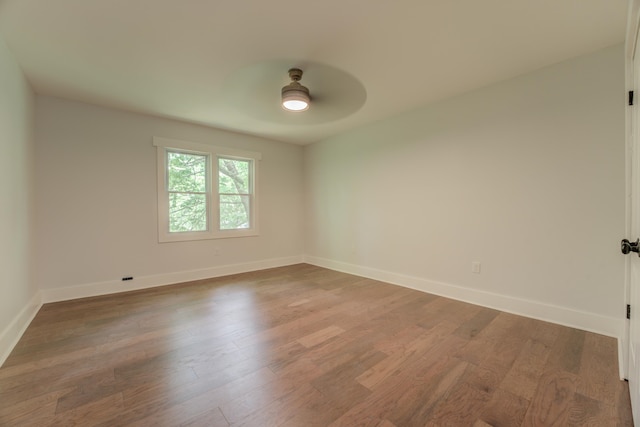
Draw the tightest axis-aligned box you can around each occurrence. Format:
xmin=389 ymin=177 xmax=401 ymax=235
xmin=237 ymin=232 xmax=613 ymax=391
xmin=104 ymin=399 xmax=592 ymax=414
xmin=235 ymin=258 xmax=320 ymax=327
xmin=627 ymin=1 xmax=640 ymax=422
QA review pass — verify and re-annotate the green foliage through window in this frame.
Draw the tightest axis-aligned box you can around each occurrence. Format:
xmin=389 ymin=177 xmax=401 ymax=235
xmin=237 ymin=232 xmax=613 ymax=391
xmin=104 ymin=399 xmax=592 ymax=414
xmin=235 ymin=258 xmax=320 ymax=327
xmin=219 ymin=158 xmax=251 ymax=230
xmin=167 ymin=151 xmax=208 ymax=232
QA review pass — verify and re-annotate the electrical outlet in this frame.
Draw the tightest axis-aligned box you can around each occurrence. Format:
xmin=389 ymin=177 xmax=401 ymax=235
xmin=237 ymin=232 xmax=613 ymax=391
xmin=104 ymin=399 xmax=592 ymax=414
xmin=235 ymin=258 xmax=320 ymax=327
xmin=471 ymin=262 xmax=481 ymax=274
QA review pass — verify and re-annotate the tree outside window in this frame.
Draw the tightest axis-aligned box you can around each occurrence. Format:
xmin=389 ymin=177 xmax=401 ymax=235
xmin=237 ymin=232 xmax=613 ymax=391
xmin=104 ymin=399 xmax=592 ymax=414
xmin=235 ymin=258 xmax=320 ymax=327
xmin=167 ymin=151 xmax=208 ymax=232
xmin=218 ymin=157 xmax=252 ymax=230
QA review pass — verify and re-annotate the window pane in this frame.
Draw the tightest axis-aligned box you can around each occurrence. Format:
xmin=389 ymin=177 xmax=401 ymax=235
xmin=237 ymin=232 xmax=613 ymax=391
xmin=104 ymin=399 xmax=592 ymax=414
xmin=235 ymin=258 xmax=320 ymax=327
xmin=169 ymin=193 xmax=207 ymax=232
xmin=168 ymin=152 xmax=207 ymax=192
xmin=218 ymin=158 xmax=250 ymax=194
xmin=219 ymin=194 xmax=250 ymax=230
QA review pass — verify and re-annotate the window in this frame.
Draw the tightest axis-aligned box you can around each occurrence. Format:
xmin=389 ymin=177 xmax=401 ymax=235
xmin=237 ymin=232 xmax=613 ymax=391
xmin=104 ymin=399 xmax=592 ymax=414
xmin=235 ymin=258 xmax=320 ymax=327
xmin=167 ymin=151 xmax=209 ymax=232
xmin=218 ymin=157 xmax=252 ymax=230
xmin=154 ymin=137 xmax=260 ymax=242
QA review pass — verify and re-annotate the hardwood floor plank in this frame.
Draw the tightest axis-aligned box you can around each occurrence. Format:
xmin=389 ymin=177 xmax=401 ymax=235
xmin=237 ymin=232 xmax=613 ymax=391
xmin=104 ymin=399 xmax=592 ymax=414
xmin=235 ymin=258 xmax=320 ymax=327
xmin=500 ymin=338 xmax=552 ymax=400
xmin=270 ymin=352 xmax=324 ymax=382
xmin=0 ymin=349 xmax=146 ymax=411
xmin=617 ymin=380 xmax=635 ymax=426
xmin=388 ymin=357 xmax=471 ymax=426
xmin=102 ymin=367 xmax=276 ymax=426
xmin=462 ymin=364 xmax=503 ymax=396
xmin=356 ymin=321 xmax=458 ymax=390
xmin=310 ymin=346 xmax=387 ymax=407
xmin=54 ymin=368 xmax=119 ymax=414
xmin=546 ymin=327 xmax=585 ymax=374
xmin=459 ymin=314 xmax=532 ymax=399
xmin=478 ymin=388 xmax=530 ymax=427
xmin=231 ymin=383 xmax=324 ymax=427
xmin=231 ymin=297 xmax=349 ymax=350
xmin=50 ymin=392 xmax=125 ymax=427
xmin=304 ymin=328 xmax=390 ymax=374
xmin=0 ymin=264 xmax=631 ymax=426
xmin=424 ymin=379 xmax=492 ymax=426
xmin=330 ymin=335 xmax=468 ymax=426
xmin=522 ymin=370 xmax=578 ymax=426
xmin=522 ymin=317 xmax=562 ymax=348
xmin=372 ymin=323 xmax=428 ymax=354
xmin=297 ymin=325 xmax=346 ymax=348
xmin=417 ymin=297 xmax=482 ymax=331
xmin=179 ymin=407 xmax=229 ymax=427
xmin=453 ymin=307 xmax=501 ymax=340
xmin=578 ymin=332 xmax=622 ymax=406
xmin=0 ymin=387 xmax=72 ymax=426
xmin=566 ymin=392 xmax=619 ymax=427
xmin=218 ymin=377 xmax=300 ymax=424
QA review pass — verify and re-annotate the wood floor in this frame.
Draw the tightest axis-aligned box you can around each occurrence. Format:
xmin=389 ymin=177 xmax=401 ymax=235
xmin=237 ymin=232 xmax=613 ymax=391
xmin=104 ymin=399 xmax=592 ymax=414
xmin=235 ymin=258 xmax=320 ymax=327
xmin=0 ymin=264 xmax=633 ymax=426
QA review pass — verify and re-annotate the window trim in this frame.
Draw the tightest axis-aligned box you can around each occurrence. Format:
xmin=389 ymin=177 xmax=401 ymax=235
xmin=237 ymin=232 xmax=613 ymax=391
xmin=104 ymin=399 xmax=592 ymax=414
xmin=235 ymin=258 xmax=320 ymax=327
xmin=154 ymin=137 xmax=261 ymax=243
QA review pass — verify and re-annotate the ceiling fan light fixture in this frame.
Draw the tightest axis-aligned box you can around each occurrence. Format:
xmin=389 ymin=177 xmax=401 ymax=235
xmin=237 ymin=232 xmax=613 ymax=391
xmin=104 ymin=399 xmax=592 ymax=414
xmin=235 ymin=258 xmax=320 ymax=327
xmin=282 ymin=68 xmax=310 ymax=112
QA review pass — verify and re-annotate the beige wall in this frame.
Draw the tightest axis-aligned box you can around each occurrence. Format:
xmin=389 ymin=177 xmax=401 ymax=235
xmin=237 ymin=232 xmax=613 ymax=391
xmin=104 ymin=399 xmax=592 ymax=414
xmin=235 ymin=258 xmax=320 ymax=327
xmin=34 ymin=97 xmax=304 ymax=295
xmin=304 ymin=45 xmax=626 ymax=337
xmin=0 ymin=36 xmax=36 ymax=361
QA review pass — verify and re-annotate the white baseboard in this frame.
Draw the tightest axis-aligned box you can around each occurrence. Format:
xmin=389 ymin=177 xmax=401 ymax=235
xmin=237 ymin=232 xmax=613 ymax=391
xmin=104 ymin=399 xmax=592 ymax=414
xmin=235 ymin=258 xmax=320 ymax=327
xmin=0 ymin=291 xmax=42 ymax=367
xmin=40 ymin=255 xmax=304 ymax=303
xmin=304 ymin=255 xmax=625 ymax=341
xmin=619 ymin=337 xmax=627 ymax=381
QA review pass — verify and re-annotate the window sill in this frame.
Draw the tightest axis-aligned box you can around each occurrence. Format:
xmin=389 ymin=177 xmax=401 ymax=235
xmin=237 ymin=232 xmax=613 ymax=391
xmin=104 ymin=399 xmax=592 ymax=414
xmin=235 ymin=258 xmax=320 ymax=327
xmin=158 ymin=228 xmax=259 ymax=243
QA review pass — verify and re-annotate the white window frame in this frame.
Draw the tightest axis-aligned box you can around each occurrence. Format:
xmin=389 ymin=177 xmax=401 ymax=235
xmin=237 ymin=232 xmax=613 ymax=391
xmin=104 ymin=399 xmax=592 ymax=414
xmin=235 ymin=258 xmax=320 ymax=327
xmin=154 ymin=137 xmax=261 ymax=242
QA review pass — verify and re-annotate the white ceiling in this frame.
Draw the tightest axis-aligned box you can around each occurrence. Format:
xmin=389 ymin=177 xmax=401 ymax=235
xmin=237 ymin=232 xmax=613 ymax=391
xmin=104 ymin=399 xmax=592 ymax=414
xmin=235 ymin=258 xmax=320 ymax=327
xmin=0 ymin=0 xmax=628 ymax=145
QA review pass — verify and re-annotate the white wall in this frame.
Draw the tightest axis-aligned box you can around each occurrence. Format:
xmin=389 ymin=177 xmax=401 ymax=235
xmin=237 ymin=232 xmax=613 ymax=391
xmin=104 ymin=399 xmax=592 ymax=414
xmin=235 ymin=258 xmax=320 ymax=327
xmin=304 ymin=45 xmax=626 ymax=338
xmin=35 ymin=97 xmax=304 ymax=299
xmin=0 ymin=36 xmax=37 ymax=363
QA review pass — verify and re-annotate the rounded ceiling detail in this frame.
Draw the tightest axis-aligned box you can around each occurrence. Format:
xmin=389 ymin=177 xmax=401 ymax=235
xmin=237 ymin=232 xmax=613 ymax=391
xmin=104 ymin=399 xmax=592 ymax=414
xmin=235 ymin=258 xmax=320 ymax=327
xmin=220 ymin=60 xmax=367 ymax=125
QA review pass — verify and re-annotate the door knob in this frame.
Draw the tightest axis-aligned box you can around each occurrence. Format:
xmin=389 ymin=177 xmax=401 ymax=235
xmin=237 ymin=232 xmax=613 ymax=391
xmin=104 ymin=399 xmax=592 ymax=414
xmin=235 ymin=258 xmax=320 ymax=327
xmin=622 ymin=238 xmax=640 ymax=256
